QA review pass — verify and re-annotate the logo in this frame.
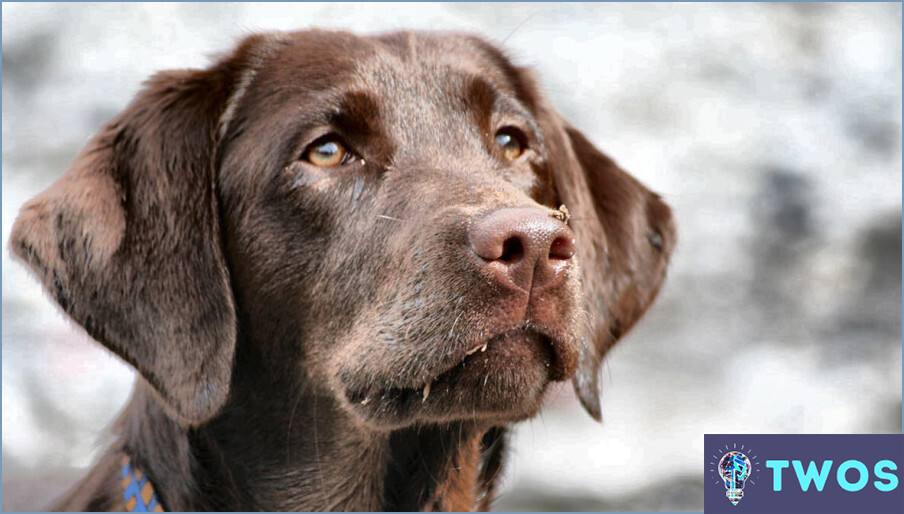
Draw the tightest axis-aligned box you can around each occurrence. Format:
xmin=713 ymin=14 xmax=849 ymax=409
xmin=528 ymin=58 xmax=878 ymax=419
xmin=712 ymin=445 xmax=759 ymax=505
xmin=704 ymin=434 xmax=903 ymax=514
xmin=710 ymin=443 xmax=761 ymax=506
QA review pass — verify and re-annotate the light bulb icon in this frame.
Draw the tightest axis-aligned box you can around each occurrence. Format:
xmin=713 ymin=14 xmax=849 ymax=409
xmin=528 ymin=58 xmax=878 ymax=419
xmin=718 ymin=451 xmax=751 ymax=505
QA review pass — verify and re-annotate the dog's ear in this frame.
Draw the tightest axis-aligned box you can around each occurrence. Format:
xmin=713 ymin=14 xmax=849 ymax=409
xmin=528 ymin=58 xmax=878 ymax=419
xmin=9 ymin=34 xmax=278 ymax=425
xmin=535 ymin=102 xmax=676 ymax=421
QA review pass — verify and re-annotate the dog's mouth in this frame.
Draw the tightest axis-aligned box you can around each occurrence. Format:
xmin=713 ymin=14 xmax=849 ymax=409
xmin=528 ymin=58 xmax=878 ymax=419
xmin=342 ymin=328 xmax=573 ymax=426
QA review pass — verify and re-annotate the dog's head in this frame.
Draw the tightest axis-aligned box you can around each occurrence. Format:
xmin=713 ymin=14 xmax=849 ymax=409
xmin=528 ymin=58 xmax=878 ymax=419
xmin=10 ymin=30 xmax=674 ymax=429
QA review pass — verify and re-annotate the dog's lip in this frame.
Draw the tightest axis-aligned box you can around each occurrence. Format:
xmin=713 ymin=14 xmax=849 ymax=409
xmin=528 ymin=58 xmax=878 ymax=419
xmin=432 ymin=326 xmax=569 ymax=385
xmin=345 ymin=326 xmax=570 ymax=405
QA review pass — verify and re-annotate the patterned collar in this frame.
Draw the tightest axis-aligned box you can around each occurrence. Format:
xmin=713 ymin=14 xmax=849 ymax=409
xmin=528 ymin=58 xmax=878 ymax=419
xmin=121 ymin=456 xmax=164 ymax=512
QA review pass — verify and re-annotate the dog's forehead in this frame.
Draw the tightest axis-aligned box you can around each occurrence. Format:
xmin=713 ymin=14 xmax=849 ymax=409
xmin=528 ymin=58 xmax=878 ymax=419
xmin=265 ymin=30 xmax=519 ymax=105
xmin=220 ymin=30 xmax=541 ymax=176
xmin=241 ymin=30 xmax=528 ymax=157
xmin=364 ymin=31 xmax=510 ymax=82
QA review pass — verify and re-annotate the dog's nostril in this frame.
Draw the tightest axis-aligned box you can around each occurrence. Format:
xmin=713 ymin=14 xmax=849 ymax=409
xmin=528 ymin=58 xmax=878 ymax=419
xmin=549 ymin=236 xmax=576 ymax=260
xmin=468 ymin=207 xmax=576 ymax=291
xmin=499 ymin=237 xmax=524 ymax=262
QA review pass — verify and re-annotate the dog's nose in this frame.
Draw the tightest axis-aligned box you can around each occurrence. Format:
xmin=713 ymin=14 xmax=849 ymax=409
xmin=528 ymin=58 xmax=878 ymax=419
xmin=468 ymin=207 xmax=576 ymax=292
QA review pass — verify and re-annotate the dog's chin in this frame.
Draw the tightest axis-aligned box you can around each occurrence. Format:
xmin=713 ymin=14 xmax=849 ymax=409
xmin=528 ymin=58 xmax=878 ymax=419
xmin=342 ymin=330 xmax=561 ymax=430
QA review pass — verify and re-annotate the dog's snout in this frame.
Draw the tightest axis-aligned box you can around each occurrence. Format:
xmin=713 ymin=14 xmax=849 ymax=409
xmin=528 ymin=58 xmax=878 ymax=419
xmin=468 ymin=207 xmax=575 ymax=292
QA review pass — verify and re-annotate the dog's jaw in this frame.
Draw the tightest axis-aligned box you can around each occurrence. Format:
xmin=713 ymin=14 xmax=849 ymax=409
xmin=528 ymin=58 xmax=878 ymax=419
xmin=335 ymin=327 xmax=579 ymax=429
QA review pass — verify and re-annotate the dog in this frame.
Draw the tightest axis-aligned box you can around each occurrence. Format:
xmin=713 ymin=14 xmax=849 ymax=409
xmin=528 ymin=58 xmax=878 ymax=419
xmin=9 ymin=29 xmax=675 ymax=511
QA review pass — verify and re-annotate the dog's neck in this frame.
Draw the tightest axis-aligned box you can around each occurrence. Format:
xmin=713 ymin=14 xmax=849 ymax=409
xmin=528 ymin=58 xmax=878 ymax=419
xmin=95 ymin=377 xmax=504 ymax=512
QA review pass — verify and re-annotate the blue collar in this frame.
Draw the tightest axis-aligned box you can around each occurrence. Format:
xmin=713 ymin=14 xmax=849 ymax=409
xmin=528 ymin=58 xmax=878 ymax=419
xmin=121 ymin=456 xmax=164 ymax=512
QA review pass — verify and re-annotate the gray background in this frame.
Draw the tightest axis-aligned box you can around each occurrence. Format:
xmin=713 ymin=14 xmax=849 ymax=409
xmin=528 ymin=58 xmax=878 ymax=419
xmin=2 ymin=2 xmax=901 ymax=511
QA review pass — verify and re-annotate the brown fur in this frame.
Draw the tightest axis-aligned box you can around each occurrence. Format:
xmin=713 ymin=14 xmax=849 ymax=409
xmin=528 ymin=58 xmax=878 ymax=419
xmin=10 ymin=29 xmax=675 ymax=511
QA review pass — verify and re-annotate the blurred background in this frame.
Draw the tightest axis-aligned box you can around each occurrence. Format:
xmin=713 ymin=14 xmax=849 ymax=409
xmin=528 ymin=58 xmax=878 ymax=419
xmin=2 ymin=2 xmax=901 ymax=511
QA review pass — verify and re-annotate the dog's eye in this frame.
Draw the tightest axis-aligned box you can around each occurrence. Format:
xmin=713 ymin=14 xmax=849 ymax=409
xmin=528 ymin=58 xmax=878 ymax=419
xmin=495 ymin=128 xmax=526 ymax=161
xmin=303 ymin=137 xmax=354 ymax=167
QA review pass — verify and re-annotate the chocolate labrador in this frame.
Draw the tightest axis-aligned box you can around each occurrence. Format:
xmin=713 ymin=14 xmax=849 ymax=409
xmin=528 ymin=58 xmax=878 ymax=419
xmin=10 ymin=29 xmax=674 ymax=511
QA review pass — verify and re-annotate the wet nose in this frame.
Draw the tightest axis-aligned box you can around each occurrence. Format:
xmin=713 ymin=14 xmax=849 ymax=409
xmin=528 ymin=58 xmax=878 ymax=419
xmin=467 ymin=207 xmax=575 ymax=292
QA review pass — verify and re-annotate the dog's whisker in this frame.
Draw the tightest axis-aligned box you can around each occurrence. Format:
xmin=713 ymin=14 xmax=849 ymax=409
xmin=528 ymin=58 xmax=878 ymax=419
xmin=449 ymin=314 xmax=462 ymax=339
xmin=311 ymin=394 xmax=329 ymax=506
xmin=501 ymin=11 xmax=539 ymax=45
xmin=285 ymin=389 xmax=305 ymax=464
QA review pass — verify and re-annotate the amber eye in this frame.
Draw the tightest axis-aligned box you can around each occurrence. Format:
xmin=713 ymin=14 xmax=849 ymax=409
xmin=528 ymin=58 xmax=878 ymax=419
xmin=495 ymin=128 xmax=526 ymax=161
xmin=303 ymin=137 xmax=353 ymax=167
